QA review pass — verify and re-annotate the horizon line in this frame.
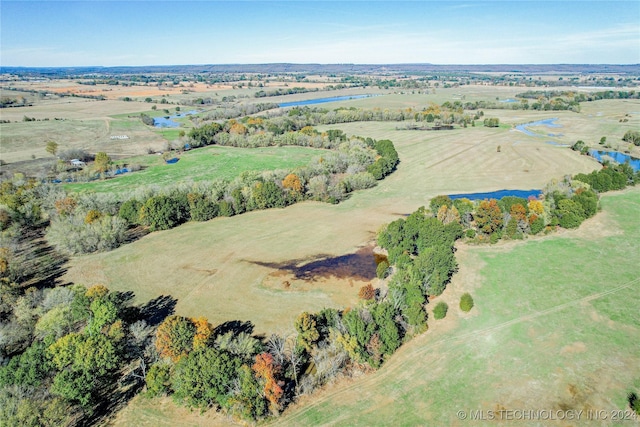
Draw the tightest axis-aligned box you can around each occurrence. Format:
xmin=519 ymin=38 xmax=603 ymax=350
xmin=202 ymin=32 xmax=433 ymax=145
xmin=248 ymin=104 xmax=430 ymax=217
xmin=2 ymin=62 xmax=640 ymax=69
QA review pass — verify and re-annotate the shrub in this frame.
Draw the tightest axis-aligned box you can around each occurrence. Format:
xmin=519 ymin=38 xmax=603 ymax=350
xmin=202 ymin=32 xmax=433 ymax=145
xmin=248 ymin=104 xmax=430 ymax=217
xmin=145 ymin=362 xmax=172 ymax=397
xmin=489 ymin=232 xmax=500 ymax=244
xmin=358 ymin=283 xmax=375 ymax=301
xmin=118 ymin=199 xmax=142 ymax=226
xmin=376 ymin=260 xmax=390 ymax=279
xmin=530 ymin=216 xmax=545 ymax=235
xmin=432 ymin=301 xmax=448 ymax=320
xmin=460 ymin=293 xmax=474 ymax=312
xmin=622 ymin=130 xmax=640 ymax=146
xmin=629 ymin=392 xmax=640 ymax=415
xmin=140 ymin=195 xmax=189 ymax=231
xmin=465 ymin=228 xmax=476 ymax=239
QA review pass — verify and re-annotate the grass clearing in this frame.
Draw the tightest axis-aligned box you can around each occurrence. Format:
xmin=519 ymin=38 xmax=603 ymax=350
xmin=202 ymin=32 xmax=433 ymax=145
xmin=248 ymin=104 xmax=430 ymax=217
xmin=63 ymin=145 xmax=326 ymax=194
xmin=276 ymin=188 xmax=640 ymax=426
xmin=65 ymin=111 xmax=600 ymax=334
xmin=112 ymin=188 xmax=640 ymax=426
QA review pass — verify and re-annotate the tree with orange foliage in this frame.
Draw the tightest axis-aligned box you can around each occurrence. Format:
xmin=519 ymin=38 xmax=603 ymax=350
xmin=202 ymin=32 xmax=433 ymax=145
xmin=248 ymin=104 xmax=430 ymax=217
xmin=54 ymin=196 xmax=77 ymax=216
xmin=252 ymin=352 xmax=283 ymax=413
xmin=475 ymin=199 xmax=503 ymax=234
xmin=282 ymin=173 xmax=302 ymax=194
xmin=85 ymin=284 xmax=109 ymax=301
xmin=155 ymin=315 xmax=196 ymax=362
xmin=229 ymin=122 xmax=247 ymax=135
xmin=191 ymin=316 xmax=213 ymax=350
xmin=509 ymin=203 xmax=527 ymax=223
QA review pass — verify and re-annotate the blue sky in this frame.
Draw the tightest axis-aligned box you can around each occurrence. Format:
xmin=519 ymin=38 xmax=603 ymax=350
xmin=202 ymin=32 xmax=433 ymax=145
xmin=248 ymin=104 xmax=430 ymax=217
xmin=1 ymin=1 xmax=639 ymax=66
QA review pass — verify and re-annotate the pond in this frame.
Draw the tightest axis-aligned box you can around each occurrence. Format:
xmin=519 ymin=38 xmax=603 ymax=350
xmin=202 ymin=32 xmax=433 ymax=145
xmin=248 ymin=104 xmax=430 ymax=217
xmin=514 ymin=118 xmax=563 ymax=137
xmin=589 ymin=150 xmax=640 ymax=172
xmin=449 ymin=189 xmax=542 ymax=201
xmin=153 ymin=110 xmax=199 ymax=128
xmin=250 ymin=245 xmax=384 ymax=282
xmin=279 ymin=94 xmax=375 ymax=108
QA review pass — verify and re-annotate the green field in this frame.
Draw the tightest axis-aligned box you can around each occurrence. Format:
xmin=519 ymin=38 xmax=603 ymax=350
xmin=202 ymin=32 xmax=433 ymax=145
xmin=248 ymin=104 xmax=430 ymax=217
xmin=64 ymin=145 xmax=327 ymax=193
xmin=277 ymin=188 xmax=640 ymax=426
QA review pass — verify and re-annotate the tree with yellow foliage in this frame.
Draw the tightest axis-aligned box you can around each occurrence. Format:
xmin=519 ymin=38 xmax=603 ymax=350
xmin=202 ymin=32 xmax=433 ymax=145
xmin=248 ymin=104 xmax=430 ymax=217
xmin=282 ymin=173 xmax=302 ymax=194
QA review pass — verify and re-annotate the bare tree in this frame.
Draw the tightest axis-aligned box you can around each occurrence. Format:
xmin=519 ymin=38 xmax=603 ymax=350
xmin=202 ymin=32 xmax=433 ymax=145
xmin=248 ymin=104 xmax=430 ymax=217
xmin=285 ymin=332 xmax=302 ymax=395
xmin=266 ymin=333 xmax=286 ymax=366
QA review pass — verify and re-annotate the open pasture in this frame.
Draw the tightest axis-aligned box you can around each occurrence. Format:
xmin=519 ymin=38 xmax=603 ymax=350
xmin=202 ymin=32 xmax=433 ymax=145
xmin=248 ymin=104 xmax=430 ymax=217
xmin=0 ymin=115 xmax=167 ymax=169
xmin=276 ymin=188 xmax=640 ymax=426
xmin=64 ymin=106 xmax=602 ymax=335
xmin=111 ymin=186 xmax=640 ymax=427
xmin=64 ymin=145 xmax=327 ymax=194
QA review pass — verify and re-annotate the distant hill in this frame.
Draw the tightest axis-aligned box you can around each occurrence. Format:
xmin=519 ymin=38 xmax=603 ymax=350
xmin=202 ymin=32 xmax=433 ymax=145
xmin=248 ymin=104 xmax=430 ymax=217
xmin=2 ymin=63 xmax=639 ymax=76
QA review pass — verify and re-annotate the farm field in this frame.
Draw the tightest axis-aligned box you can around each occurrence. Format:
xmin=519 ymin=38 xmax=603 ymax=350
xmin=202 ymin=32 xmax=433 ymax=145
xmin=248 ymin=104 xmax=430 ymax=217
xmin=64 ymin=145 xmax=327 ymax=194
xmin=111 ymin=187 xmax=640 ymax=426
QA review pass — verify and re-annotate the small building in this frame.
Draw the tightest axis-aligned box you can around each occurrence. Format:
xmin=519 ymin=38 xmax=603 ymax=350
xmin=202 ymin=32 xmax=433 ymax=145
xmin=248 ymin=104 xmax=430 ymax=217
xmin=70 ymin=159 xmax=85 ymax=167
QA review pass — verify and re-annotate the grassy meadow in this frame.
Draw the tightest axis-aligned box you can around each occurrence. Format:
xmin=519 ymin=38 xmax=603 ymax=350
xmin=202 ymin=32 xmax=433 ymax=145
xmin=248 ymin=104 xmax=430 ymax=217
xmin=111 ymin=187 xmax=640 ymax=427
xmin=64 ymin=145 xmax=327 ymax=194
xmin=276 ymin=188 xmax=640 ymax=426
xmin=65 ymin=107 xmax=604 ymax=334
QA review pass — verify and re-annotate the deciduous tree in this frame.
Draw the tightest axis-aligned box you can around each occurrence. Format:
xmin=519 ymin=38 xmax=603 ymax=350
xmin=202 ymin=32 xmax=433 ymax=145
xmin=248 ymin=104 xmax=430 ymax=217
xmin=252 ymin=352 xmax=283 ymax=413
xmin=155 ymin=315 xmax=196 ymax=362
xmin=172 ymin=347 xmax=241 ymax=410
xmin=94 ymin=152 xmax=111 ymax=173
xmin=475 ymin=199 xmax=503 ymax=234
xmin=282 ymin=173 xmax=302 ymax=194
xmin=294 ymin=312 xmax=319 ymax=352
xmin=45 ymin=140 xmax=59 ymax=157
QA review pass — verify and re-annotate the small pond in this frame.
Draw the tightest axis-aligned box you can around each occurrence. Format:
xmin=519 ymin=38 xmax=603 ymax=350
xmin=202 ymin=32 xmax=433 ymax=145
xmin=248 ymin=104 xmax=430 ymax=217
xmin=589 ymin=150 xmax=640 ymax=172
xmin=449 ymin=189 xmax=542 ymax=201
xmin=251 ymin=245 xmax=384 ymax=282
xmin=153 ymin=110 xmax=199 ymax=128
xmin=514 ymin=118 xmax=562 ymax=137
xmin=279 ymin=94 xmax=375 ymax=108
